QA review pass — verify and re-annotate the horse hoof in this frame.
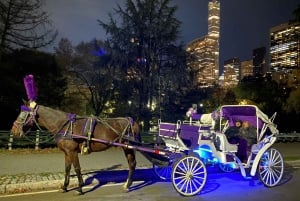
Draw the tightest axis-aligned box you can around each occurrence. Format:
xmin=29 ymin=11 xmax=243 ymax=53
xmin=122 ymin=187 xmax=129 ymax=193
xmin=74 ymin=189 xmax=84 ymax=195
xmin=59 ymin=188 xmax=67 ymax=193
xmin=74 ymin=191 xmax=83 ymax=196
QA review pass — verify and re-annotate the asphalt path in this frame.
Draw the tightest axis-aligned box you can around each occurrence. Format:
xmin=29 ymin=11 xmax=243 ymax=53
xmin=0 ymin=142 xmax=299 ymax=200
xmin=0 ymin=142 xmax=299 ymax=176
xmin=0 ymin=147 xmax=153 ymax=176
xmin=0 ymin=160 xmax=300 ymax=201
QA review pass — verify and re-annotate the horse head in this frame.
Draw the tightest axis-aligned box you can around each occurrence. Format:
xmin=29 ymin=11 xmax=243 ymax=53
xmin=11 ymin=100 xmax=38 ymax=137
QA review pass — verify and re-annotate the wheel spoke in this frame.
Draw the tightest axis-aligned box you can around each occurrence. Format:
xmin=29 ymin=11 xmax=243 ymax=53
xmin=258 ymin=148 xmax=284 ymax=187
xmin=172 ymin=156 xmax=207 ymax=196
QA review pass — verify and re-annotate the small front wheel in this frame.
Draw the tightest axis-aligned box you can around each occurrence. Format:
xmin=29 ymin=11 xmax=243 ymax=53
xmin=172 ymin=156 xmax=207 ymax=196
xmin=258 ymin=148 xmax=284 ymax=187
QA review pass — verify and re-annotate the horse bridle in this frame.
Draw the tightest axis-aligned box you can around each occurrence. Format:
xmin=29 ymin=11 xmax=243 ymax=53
xmin=13 ymin=105 xmax=39 ymax=136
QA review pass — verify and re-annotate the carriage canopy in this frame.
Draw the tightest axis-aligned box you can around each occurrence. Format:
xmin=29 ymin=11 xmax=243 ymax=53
xmin=219 ymin=105 xmax=279 ymax=137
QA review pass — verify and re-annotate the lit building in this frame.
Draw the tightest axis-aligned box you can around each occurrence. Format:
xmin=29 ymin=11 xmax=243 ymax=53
xmin=240 ymin=59 xmax=253 ymax=79
xmin=269 ymin=22 xmax=300 ymax=87
xmin=223 ymin=57 xmax=240 ymax=88
xmin=186 ymin=0 xmax=220 ymax=88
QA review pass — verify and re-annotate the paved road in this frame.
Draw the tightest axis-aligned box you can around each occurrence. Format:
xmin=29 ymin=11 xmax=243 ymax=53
xmin=1 ymin=142 xmax=299 ymax=175
xmin=0 ymin=142 xmax=299 ymax=194
xmin=1 ymin=156 xmax=300 ymax=201
xmin=0 ymin=147 xmax=152 ymax=175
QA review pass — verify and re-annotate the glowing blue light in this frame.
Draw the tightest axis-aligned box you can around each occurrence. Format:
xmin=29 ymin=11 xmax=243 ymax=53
xmin=193 ymin=145 xmax=219 ymax=164
xmin=92 ymin=47 xmax=106 ymax=56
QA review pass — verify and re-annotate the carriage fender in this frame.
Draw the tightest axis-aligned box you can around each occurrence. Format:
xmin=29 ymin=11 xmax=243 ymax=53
xmin=250 ymin=136 xmax=277 ymax=176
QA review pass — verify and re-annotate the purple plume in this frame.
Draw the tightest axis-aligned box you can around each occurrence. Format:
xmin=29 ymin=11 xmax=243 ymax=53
xmin=23 ymin=74 xmax=38 ymax=101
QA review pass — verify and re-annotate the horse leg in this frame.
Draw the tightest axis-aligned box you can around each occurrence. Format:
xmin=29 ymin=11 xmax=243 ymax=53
xmin=122 ymin=148 xmax=136 ymax=192
xmin=60 ymin=153 xmax=72 ymax=193
xmin=72 ymin=152 xmax=84 ymax=195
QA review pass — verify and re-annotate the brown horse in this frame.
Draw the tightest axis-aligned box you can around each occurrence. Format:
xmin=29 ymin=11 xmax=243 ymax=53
xmin=11 ymin=101 xmax=141 ymax=195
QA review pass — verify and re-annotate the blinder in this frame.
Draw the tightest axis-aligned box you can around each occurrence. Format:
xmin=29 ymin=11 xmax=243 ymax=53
xmin=13 ymin=104 xmax=38 ymax=136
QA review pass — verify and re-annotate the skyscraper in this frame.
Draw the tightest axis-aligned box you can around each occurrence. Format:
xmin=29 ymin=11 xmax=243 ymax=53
xmin=269 ymin=22 xmax=300 ymax=86
xmin=223 ymin=57 xmax=240 ymax=88
xmin=186 ymin=0 xmax=220 ymax=88
xmin=240 ymin=59 xmax=253 ymax=79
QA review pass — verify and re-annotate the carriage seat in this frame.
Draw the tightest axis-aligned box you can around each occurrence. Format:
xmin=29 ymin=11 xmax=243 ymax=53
xmin=158 ymin=122 xmax=179 ymax=138
xmin=158 ymin=121 xmax=189 ymax=151
xmin=214 ymin=132 xmax=238 ymax=153
xmin=180 ymin=124 xmax=204 ymax=148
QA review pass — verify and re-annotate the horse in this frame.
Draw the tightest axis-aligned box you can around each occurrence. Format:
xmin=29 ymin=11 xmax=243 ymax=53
xmin=10 ymin=101 xmax=141 ymax=195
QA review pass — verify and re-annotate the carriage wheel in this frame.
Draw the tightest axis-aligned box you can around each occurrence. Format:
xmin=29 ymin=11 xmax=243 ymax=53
xmin=258 ymin=148 xmax=284 ymax=187
xmin=172 ymin=156 xmax=207 ymax=196
xmin=219 ymin=163 xmax=235 ymax=173
xmin=153 ymin=163 xmax=172 ymax=181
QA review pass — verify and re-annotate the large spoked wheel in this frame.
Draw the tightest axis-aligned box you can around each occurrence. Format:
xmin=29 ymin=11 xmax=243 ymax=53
xmin=258 ymin=148 xmax=284 ymax=187
xmin=172 ymin=156 xmax=207 ymax=196
xmin=153 ymin=163 xmax=172 ymax=181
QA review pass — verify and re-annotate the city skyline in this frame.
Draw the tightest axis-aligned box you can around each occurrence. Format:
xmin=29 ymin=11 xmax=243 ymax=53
xmin=44 ymin=0 xmax=299 ymax=67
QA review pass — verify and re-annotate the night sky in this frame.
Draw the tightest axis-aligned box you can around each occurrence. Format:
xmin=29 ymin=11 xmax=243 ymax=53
xmin=44 ymin=0 xmax=299 ymax=68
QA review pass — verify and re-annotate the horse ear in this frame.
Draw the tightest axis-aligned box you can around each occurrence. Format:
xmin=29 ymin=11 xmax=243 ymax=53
xmin=22 ymin=99 xmax=29 ymax=106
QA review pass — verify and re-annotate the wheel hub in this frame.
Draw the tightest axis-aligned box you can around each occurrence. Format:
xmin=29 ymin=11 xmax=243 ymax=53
xmin=186 ymin=171 xmax=193 ymax=180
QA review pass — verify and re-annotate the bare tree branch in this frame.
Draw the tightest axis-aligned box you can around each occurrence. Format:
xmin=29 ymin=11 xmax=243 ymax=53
xmin=0 ymin=0 xmax=57 ymax=54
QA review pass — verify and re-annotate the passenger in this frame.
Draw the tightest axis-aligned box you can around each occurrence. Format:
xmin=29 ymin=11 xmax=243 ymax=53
xmin=224 ymin=120 xmax=242 ymax=139
xmin=224 ymin=120 xmax=248 ymax=162
xmin=239 ymin=121 xmax=257 ymax=148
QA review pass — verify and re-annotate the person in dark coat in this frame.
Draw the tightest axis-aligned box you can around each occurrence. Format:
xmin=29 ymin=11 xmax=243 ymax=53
xmin=225 ymin=120 xmax=248 ymax=163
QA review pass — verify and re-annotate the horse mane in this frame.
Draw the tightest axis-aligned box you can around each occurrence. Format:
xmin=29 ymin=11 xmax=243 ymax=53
xmin=37 ymin=105 xmax=70 ymax=133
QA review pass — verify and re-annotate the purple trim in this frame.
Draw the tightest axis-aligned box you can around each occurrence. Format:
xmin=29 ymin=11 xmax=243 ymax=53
xmin=67 ymin=113 xmax=76 ymax=123
xmin=191 ymin=113 xmax=201 ymax=120
xmin=23 ymin=74 xmax=38 ymax=101
xmin=221 ymin=106 xmax=263 ymax=129
xmin=21 ymin=105 xmax=31 ymax=112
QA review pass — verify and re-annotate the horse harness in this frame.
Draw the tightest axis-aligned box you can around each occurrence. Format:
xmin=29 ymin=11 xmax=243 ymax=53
xmin=18 ymin=104 xmax=136 ymax=154
xmin=58 ymin=113 xmax=136 ymax=154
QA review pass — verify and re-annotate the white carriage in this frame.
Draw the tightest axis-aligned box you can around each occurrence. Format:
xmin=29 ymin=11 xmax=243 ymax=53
xmin=151 ymin=104 xmax=284 ymax=196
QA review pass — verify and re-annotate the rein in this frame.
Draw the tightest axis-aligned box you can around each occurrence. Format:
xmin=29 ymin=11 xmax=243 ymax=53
xmin=58 ymin=115 xmax=133 ymax=142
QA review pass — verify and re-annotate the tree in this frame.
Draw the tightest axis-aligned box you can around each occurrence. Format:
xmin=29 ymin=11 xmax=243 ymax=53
xmin=284 ymin=87 xmax=300 ymax=114
xmin=54 ymin=38 xmax=74 ymax=70
xmin=98 ymin=0 xmax=184 ymax=130
xmin=64 ymin=39 xmax=126 ymax=116
xmin=0 ymin=49 xmax=67 ymax=129
xmin=0 ymin=0 xmax=57 ymax=55
xmin=234 ymin=79 xmax=282 ymax=115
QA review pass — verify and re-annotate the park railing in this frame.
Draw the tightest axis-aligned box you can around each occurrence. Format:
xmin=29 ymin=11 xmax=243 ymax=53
xmin=0 ymin=130 xmax=299 ymax=150
xmin=276 ymin=132 xmax=300 ymax=143
xmin=0 ymin=130 xmax=56 ymax=150
xmin=0 ymin=130 xmax=157 ymax=150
